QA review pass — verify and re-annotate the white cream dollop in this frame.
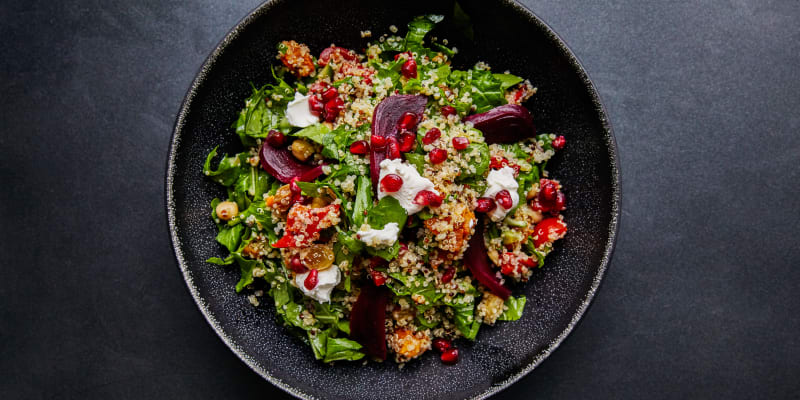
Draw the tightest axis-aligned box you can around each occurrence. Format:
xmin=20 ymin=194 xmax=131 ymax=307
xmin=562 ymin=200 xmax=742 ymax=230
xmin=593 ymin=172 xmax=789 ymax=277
xmin=295 ymin=265 xmax=341 ymax=303
xmin=356 ymin=222 xmax=400 ymax=248
xmin=285 ymin=92 xmax=319 ymax=128
xmin=378 ymin=159 xmax=438 ymax=215
xmin=482 ymin=166 xmax=520 ymax=222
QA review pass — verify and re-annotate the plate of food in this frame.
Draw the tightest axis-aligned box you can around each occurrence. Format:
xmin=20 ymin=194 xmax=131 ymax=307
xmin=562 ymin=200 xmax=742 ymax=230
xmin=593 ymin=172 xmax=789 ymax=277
xmin=166 ymin=0 xmax=619 ymax=398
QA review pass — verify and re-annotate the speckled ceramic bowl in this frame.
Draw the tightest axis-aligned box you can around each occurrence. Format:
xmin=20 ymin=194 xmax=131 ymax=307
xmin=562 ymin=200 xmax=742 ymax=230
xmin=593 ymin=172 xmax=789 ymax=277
xmin=166 ymin=0 xmax=620 ymax=398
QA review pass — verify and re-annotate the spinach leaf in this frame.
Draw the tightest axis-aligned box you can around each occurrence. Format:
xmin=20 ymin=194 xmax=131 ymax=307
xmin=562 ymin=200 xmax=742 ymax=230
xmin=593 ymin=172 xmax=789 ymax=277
xmin=493 ymin=73 xmax=523 ymax=91
xmin=470 ymin=68 xmax=506 ymax=113
xmin=387 ymin=273 xmax=444 ymax=306
xmin=404 ymin=153 xmax=426 ymax=175
xmin=446 ymin=296 xmax=480 ymax=340
xmin=293 ymin=123 xmax=331 ymax=144
xmin=498 ymin=295 xmax=526 ymax=321
xmin=203 ymin=147 xmax=243 ymax=186
xmin=215 ymin=223 xmax=245 ymax=253
xmin=352 ymin=176 xmax=372 ymax=228
xmin=323 ymin=337 xmax=365 ymax=362
xmin=234 ymin=84 xmax=290 ymax=147
xmin=405 ymin=15 xmax=444 ymax=49
xmin=368 ymin=196 xmax=408 ymax=229
xmin=321 ymin=125 xmax=353 ymax=161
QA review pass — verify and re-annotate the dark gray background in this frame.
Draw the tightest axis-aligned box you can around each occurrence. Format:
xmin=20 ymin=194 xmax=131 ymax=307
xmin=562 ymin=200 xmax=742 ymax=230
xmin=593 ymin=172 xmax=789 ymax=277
xmin=2 ymin=0 xmax=799 ymax=399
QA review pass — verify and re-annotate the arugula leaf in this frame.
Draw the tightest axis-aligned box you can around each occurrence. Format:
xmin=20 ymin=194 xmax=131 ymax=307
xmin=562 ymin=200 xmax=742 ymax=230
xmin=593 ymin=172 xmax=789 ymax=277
xmin=405 ymin=15 xmax=444 ymax=49
xmin=215 ymin=223 xmax=245 ymax=253
xmin=352 ymin=176 xmax=372 ymax=228
xmin=314 ymin=302 xmax=341 ymax=325
xmin=321 ymin=125 xmax=353 ymax=161
xmin=233 ymin=165 xmax=272 ymax=200
xmin=493 ymin=73 xmax=523 ymax=91
xmin=234 ymin=84 xmax=290 ymax=147
xmin=230 ymin=253 xmax=262 ymax=293
xmin=323 ymin=337 xmax=365 ymax=362
xmin=498 ymin=295 xmax=526 ymax=321
xmin=308 ymin=329 xmax=328 ymax=360
xmin=293 ymin=123 xmax=331 ymax=144
xmin=203 ymin=147 xmax=243 ymax=186
xmin=206 ymin=255 xmax=234 ymax=265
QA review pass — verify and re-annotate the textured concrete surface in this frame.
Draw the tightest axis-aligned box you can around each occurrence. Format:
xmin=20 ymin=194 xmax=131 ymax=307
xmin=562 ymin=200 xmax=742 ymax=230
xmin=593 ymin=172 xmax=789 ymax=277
xmin=1 ymin=0 xmax=799 ymax=399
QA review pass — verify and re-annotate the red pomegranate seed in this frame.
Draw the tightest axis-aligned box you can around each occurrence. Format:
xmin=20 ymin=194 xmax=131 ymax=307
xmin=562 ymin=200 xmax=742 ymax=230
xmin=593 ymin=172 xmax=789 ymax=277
xmin=495 ymin=190 xmax=513 ymax=209
xmin=308 ymin=82 xmax=330 ymax=94
xmin=553 ymin=191 xmax=566 ymax=211
xmin=428 ymin=148 xmax=447 ymax=164
xmin=475 ymin=197 xmax=497 ymax=213
xmin=288 ymin=254 xmax=307 ymax=273
xmin=401 ymin=58 xmax=417 ymax=79
xmin=433 ymin=338 xmax=452 ymax=353
xmin=380 ymin=173 xmax=403 ymax=193
xmin=422 ymin=128 xmax=441 ymax=145
xmin=324 ymin=97 xmax=344 ymax=122
xmin=397 ymin=112 xmax=418 ymax=131
xmin=520 ymin=257 xmax=537 ymax=267
xmin=540 ymin=180 xmax=557 ymax=201
xmin=349 ymin=140 xmax=369 ymax=155
xmin=452 ymin=136 xmax=469 ymax=150
xmin=371 ymin=270 xmax=386 ymax=286
xmin=399 ymin=132 xmax=416 ymax=152
xmin=370 ymin=134 xmax=387 ymax=149
xmin=320 ymin=87 xmax=338 ymax=102
xmin=289 ymin=177 xmax=301 ymax=195
xmin=552 ymin=135 xmax=566 ymax=150
xmin=304 ymin=269 xmax=319 ymax=290
xmin=441 ymin=268 xmax=455 ymax=283
xmin=441 ymin=348 xmax=459 ymax=364
xmin=308 ymin=95 xmax=324 ymax=116
xmin=501 ymin=263 xmax=515 ymax=275
xmin=441 ymin=105 xmax=457 ymax=117
xmin=386 ymin=137 xmax=401 ymax=160
xmin=266 ymin=129 xmax=286 ymax=148
xmin=414 ymin=190 xmax=442 ymax=207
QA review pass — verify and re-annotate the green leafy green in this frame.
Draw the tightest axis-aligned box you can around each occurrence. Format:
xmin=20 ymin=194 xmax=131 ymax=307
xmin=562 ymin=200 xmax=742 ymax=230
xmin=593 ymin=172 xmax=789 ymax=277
xmin=323 ymin=337 xmax=365 ymax=362
xmin=405 ymin=15 xmax=444 ymax=50
xmin=321 ymin=125 xmax=353 ymax=161
xmin=352 ymin=176 xmax=372 ymax=228
xmin=308 ymin=329 xmax=328 ymax=360
xmin=231 ymin=253 xmax=262 ymax=292
xmin=404 ymin=153 xmax=426 ymax=175
xmin=215 ymin=223 xmax=245 ymax=253
xmin=293 ymin=123 xmax=331 ymax=144
xmin=367 ymin=196 xmax=408 ymax=229
xmin=498 ymin=295 xmax=526 ymax=321
xmin=203 ymin=147 xmax=244 ymax=186
xmin=493 ymin=73 xmax=523 ymax=91
xmin=234 ymin=82 xmax=291 ymax=147
xmin=233 ymin=165 xmax=272 ymax=200
xmin=456 ymin=142 xmax=489 ymax=181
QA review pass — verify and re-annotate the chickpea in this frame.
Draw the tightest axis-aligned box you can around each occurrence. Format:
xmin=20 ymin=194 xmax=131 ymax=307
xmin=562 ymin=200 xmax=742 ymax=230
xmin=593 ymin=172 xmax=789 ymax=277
xmin=310 ymin=196 xmax=328 ymax=208
xmin=291 ymin=139 xmax=315 ymax=162
xmin=215 ymin=201 xmax=238 ymax=221
xmin=526 ymin=186 xmax=539 ymax=200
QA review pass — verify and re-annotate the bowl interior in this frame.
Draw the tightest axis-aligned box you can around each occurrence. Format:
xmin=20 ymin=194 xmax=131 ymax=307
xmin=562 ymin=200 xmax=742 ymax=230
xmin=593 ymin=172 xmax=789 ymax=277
xmin=167 ymin=0 xmax=619 ymax=398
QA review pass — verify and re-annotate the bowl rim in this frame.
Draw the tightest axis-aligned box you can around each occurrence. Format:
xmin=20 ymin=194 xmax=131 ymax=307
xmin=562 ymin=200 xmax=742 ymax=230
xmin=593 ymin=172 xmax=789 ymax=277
xmin=165 ymin=0 xmax=620 ymax=398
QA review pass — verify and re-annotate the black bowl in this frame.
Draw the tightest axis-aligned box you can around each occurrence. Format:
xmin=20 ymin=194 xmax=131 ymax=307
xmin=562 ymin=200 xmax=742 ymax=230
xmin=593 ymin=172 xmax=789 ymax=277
xmin=166 ymin=0 xmax=620 ymax=398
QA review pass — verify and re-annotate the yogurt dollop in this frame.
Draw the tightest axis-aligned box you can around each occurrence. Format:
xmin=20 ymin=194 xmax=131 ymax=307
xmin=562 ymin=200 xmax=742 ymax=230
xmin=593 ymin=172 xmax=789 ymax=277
xmin=378 ymin=159 xmax=438 ymax=215
xmin=285 ymin=92 xmax=319 ymax=127
xmin=482 ymin=166 xmax=520 ymax=221
xmin=295 ymin=265 xmax=341 ymax=303
xmin=357 ymin=222 xmax=400 ymax=248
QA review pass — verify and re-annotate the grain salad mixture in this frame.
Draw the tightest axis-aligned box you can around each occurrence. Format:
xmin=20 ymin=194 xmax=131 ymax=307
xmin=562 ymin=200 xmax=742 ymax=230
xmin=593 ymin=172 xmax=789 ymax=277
xmin=203 ymin=15 xmax=568 ymax=365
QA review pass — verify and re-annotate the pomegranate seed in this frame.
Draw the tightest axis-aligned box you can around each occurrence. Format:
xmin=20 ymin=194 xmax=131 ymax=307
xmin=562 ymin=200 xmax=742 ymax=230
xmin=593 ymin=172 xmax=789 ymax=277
xmin=495 ymin=190 xmax=513 ymax=209
xmin=324 ymin=97 xmax=344 ymax=122
xmin=441 ymin=348 xmax=459 ymax=364
xmin=289 ymin=177 xmax=301 ymax=195
xmin=397 ymin=112 xmax=418 ymax=131
xmin=414 ymin=190 xmax=441 ymax=207
xmin=308 ymin=95 xmax=324 ymax=116
xmin=371 ymin=270 xmax=386 ymax=286
xmin=304 ymin=269 xmax=319 ymax=290
xmin=401 ymin=58 xmax=417 ymax=79
xmin=370 ymin=135 xmax=387 ymax=149
xmin=452 ymin=136 xmax=469 ymax=150
xmin=440 ymin=105 xmax=457 ymax=117
xmin=349 ymin=140 xmax=369 ymax=155
xmin=520 ymin=257 xmax=536 ymax=267
xmin=288 ymin=254 xmax=307 ymax=273
xmin=475 ymin=197 xmax=497 ymax=213
xmin=540 ymin=180 xmax=557 ymax=201
xmin=433 ymin=338 xmax=452 ymax=353
xmin=501 ymin=263 xmax=515 ymax=275
xmin=385 ymin=137 xmax=401 ymax=160
xmin=308 ymin=82 xmax=329 ymax=94
xmin=266 ymin=130 xmax=285 ymax=148
xmin=553 ymin=191 xmax=566 ymax=211
xmin=428 ymin=148 xmax=447 ymax=164
xmin=380 ymin=173 xmax=403 ymax=193
xmin=441 ymin=268 xmax=455 ymax=283
xmin=398 ymin=132 xmax=416 ymax=152
xmin=320 ymin=87 xmax=338 ymax=102
xmin=422 ymin=128 xmax=441 ymax=145
xmin=552 ymin=135 xmax=566 ymax=150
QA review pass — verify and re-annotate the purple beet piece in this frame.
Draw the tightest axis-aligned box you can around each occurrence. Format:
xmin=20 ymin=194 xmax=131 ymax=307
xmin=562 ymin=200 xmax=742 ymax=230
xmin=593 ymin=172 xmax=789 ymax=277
xmin=349 ymin=284 xmax=390 ymax=360
xmin=464 ymin=220 xmax=511 ymax=300
xmin=463 ymin=104 xmax=536 ymax=144
xmin=259 ymin=142 xmax=325 ymax=183
xmin=370 ymin=95 xmax=427 ymax=188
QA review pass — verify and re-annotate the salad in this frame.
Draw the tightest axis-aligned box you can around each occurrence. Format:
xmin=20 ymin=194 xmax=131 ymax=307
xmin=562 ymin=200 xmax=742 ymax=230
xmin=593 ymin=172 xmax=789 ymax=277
xmin=203 ymin=15 xmax=567 ymax=365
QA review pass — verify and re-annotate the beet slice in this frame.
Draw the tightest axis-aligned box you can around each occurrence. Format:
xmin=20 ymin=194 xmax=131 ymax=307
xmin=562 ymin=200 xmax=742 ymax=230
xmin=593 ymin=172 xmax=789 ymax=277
xmin=463 ymin=104 xmax=536 ymax=144
xmin=349 ymin=284 xmax=390 ymax=360
xmin=464 ymin=220 xmax=511 ymax=300
xmin=370 ymin=95 xmax=427 ymax=188
xmin=259 ymin=142 xmax=324 ymax=183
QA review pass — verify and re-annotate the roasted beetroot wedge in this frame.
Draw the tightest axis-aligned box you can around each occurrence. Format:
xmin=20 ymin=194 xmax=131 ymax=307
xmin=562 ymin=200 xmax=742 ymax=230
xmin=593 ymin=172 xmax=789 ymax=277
xmin=464 ymin=220 xmax=511 ymax=300
xmin=349 ymin=284 xmax=391 ymax=360
xmin=370 ymin=95 xmax=427 ymax=187
xmin=259 ymin=142 xmax=324 ymax=183
xmin=463 ymin=104 xmax=535 ymax=144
